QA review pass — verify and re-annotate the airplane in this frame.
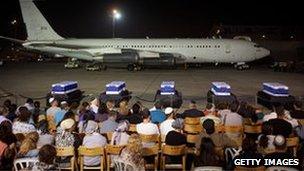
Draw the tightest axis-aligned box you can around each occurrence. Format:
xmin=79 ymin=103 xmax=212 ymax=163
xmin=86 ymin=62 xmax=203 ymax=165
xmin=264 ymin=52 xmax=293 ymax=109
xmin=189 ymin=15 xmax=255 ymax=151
xmin=0 ymin=0 xmax=270 ymax=71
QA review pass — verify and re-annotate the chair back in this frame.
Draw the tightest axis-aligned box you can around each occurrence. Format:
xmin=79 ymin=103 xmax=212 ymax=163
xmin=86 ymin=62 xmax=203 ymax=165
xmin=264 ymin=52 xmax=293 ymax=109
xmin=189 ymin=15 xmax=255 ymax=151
xmin=129 ymin=124 xmax=137 ymax=132
xmin=142 ymin=144 xmax=159 ymax=156
xmin=298 ymin=119 xmax=304 ymax=126
xmin=286 ymin=137 xmax=299 ymax=147
xmin=56 ymin=147 xmax=75 ymax=157
xmin=186 ymin=134 xmax=200 ymax=144
xmin=223 ymin=125 xmax=243 ymax=133
xmin=114 ymin=158 xmax=136 ymax=171
xmin=162 ymin=144 xmax=186 ymax=156
xmin=193 ymin=166 xmax=223 ymax=171
xmin=266 ymin=166 xmax=298 ymax=171
xmin=14 ymin=157 xmax=39 ymax=171
xmin=244 ymin=125 xmax=262 ymax=134
xmin=184 ymin=117 xmax=201 ymax=125
xmin=105 ymin=145 xmax=125 ymax=155
xmin=78 ymin=146 xmax=105 ymax=171
xmin=139 ymin=134 xmax=159 ymax=143
xmin=184 ymin=124 xmax=202 ymax=134
xmin=106 ymin=132 xmax=113 ymax=142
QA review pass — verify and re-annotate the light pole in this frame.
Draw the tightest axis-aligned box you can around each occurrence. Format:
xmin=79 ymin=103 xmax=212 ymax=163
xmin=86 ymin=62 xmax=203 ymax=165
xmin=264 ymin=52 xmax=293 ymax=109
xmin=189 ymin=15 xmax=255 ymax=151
xmin=112 ymin=9 xmax=121 ymax=38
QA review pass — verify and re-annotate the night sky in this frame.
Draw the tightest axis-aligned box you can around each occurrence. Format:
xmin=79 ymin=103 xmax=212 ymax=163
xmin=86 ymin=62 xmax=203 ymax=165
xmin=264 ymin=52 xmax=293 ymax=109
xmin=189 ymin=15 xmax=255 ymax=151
xmin=0 ymin=0 xmax=303 ymax=39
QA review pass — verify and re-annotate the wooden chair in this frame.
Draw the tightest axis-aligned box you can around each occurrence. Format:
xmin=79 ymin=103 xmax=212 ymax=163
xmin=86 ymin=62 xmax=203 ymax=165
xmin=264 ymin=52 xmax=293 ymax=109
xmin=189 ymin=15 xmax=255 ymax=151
xmin=106 ymin=132 xmax=113 ymax=143
xmin=184 ymin=117 xmax=201 ymax=125
xmin=235 ymin=166 xmax=266 ymax=171
xmin=161 ymin=145 xmax=186 ymax=171
xmin=193 ymin=166 xmax=223 ymax=171
xmin=186 ymin=134 xmax=200 ymax=144
xmin=184 ymin=124 xmax=203 ymax=134
xmin=56 ymin=147 xmax=76 ymax=171
xmin=244 ymin=124 xmax=262 ymax=134
xmin=298 ymin=119 xmax=304 ymax=126
xmin=105 ymin=145 xmax=125 ymax=171
xmin=223 ymin=125 xmax=244 ymax=146
xmin=78 ymin=146 xmax=105 ymax=171
xmin=129 ymin=124 xmax=137 ymax=132
xmin=286 ymin=137 xmax=299 ymax=157
xmin=14 ymin=157 xmax=39 ymax=171
xmin=142 ymin=144 xmax=159 ymax=171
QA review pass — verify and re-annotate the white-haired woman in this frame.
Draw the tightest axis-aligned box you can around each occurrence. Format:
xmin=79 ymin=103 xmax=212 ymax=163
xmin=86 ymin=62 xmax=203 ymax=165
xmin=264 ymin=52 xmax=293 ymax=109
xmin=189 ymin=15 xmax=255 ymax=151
xmin=110 ymin=120 xmax=130 ymax=145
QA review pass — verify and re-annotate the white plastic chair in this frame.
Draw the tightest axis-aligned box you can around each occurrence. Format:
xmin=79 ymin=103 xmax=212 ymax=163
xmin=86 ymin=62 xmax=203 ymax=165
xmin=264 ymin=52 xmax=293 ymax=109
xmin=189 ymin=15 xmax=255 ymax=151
xmin=225 ymin=147 xmax=242 ymax=164
xmin=14 ymin=157 xmax=39 ymax=171
xmin=193 ymin=166 xmax=223 ymax=171
xmin=113 ymin=158 xmax=136 ymax=171
xmin=266 ymin=166 xmax=298 ymax=171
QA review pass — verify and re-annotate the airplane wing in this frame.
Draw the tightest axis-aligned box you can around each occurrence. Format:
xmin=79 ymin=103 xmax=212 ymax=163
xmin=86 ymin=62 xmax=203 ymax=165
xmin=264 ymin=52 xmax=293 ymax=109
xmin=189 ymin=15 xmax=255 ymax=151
xmin=0 ymin=36 xmax=25 ymax=44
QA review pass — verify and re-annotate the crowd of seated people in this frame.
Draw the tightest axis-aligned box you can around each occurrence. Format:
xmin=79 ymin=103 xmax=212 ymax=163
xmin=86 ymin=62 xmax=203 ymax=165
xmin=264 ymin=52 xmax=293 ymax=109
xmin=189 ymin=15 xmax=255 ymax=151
xmin=0 ymin=97 xmax=303 ymax=171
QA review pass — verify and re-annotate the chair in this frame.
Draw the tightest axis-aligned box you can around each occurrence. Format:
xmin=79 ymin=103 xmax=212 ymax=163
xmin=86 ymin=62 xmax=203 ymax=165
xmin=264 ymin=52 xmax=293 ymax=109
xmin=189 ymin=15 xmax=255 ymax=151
xmin=223 ymin=125 xmax=244 ymax=146
xmin=56 ymin=147 xmax=76 ymax=171
xmin=266 ymin=166 xmax=298 ymax=171
xmin=184 ymin=124 xmax=203 ymax=134
xmin=105 ymin=145 xmax=125 ymax=171
xmin=186 ymin=134 xmax=200 ymax=144
xmin=142 ymin=144 xmax=159 ymax=171
xmin=286 ymin=137 xmax=299 ymax=157
xmin=78 ymin=146 xmax=105 ymax=171
xmin=235 ymin=166 xmax=266 ymax=171
xmin=114 ymin=158 xmax=137 ymax=171
xmin=244 ymin=124 xmax=262 ymax=134
xmin=129 ymin=124 xmax=137 ymax=132
xmin=184 ymin=117 xmax=201 ymax=125
xmin=193 ymin=166 xmax=223 ymax=171
xmin=298 ymin=119 xmax=304 ymax=126
xmin=106 ymin=132 xmax=113 ymax=143
xmin=161 ymin=145 xmax=187 ymax=171
xmin=14 ymin=157 xmax=39 ymax=171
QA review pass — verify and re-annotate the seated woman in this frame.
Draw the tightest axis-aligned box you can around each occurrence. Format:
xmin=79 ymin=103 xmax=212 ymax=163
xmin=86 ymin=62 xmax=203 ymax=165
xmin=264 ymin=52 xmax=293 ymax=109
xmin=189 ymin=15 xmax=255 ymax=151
xmin=110 ymin=120 xmax=130 ymax=145
xmin=13 ymin=107 xmax=36 ymax=134
xmin=37 ymin=120 xmax=55 ymax=149
xmin=115 ymin=134 xmax=145 ymax=171
xmin=78 ymin=111 xmax=95 ymax=133
xmin=82 ymin=120 xmax=107 ymax=166
xmin=18 ymin=132 xmax=40 ymax=158
xmin=195 ymin=137 xmax=223 ymax=167
xmin=233 ymin=136 xmax=264 ymax=169
xmin=24 ymin=144 xmax=59 ymax=171
xmin=0 ymin=122 xmax=16 ymax=170
xmin=165 ymin=118 xmax=186 ymax=146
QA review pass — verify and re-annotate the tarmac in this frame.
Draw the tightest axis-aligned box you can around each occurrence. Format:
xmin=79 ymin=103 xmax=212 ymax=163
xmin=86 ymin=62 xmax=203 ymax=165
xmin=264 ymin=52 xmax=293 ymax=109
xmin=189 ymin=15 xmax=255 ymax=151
xmin=0 ymin=62 xmax=303 ymax=111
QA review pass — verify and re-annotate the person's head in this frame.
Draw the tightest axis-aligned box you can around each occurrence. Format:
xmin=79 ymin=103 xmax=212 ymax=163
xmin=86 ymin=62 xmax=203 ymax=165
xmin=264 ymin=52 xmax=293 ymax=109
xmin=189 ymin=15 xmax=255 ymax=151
xmin=26 ymin=98 xmax=34 ymax=104
xmin=108 ymin=110 xmax=118 ymax=120
xmin=229 ymin=101 xmax=240 ymax=113
xmin=142 ymin=108 xmax=151 ymax=121
xmin=106 ymin=100 xmax=115 ymax=110
xmin=205 ymin=103 xmax=215 ymax=114
xmin=18 ymin=106 xmax=31 ymax=122
xmin=60 ymin=118 xmax=76 ymax=132
xmin=154 ymin=101 xmax=162 ymax=110
xmin=172 ymin=118 xmax=184 ymax=131
xmin=189 ymin=100 xmax=197 ymax=109
xmin=38 ymin=120 xmax=49 ymax=134
xmin=98 ymin=102 xmax=108 ymax=114
xmin=62 ymin=111 xmax=75 ymax=121
xmin=3 ymin=99 xmax=11 ymax=108
xmin=49 ymin=97 xmax=58 ymax=107
xmin=81 ymin=101 xmax=90 ymax=110
xmin=0 ymin=106 xmax=8 ymax=116
xmin=19 ymin=131 xmax=39 ymax=155
xmin=165 ymin=107 xmax=174 ymax=118
xmin=262 ymin=121 xmax=273 ymax=135
xmin=116 ymin=120 xmax=130 ymax=132
xmin=90 ymin=97 xmax=100 ymax=107
xmin=0 ymin=121 xmax=13 ymax=142
xmin=34 ymin=101 xmax=40 ymax=108
xmin=202 ymin=119 xmax=215 ymax=135
xmin=38 ymin=145 xmax=57 ymax=164
xmin=126 ymin=134 xmax=143 ymax=154
xmin=60 ymin=101 xmax=69 ymax=110
xmin=294 ymin=101 xmax=302 ymax=110
xmin=84 ymin=120 xmax=99 ymax=134
xmin=216 ymin=102 xmax=228 ymax=110
xmin=273 ymin=135 xmax=287 ymax=152
xmin=132 ymin=103 xmax=141 ymax=114
xmin=274 ymin=105 xmax=285 ymax=118
xmin=8 ymin=104 xmax=17 ymax=114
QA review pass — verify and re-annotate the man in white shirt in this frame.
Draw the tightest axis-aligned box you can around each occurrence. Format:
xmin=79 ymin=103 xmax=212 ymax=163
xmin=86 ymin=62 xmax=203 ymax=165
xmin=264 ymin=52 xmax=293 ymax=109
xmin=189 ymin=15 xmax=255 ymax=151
xmin=136 ymin=109 xmax=159 ymax=147
xmin=221 ymin=102 xmax=243 ymax=126
xmin=90 ymin=98 xmax=99 ymax=114
xmin=160 ymin=107 xmax=175 ymax=140
xmin=201 ymin=103 xmax=222 ymax=126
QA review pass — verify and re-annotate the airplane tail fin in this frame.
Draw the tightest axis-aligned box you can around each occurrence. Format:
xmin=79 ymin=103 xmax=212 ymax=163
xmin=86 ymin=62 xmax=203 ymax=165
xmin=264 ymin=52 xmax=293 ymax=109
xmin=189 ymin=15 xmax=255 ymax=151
xmin=19 ymin=0 xmax=63 ymax=41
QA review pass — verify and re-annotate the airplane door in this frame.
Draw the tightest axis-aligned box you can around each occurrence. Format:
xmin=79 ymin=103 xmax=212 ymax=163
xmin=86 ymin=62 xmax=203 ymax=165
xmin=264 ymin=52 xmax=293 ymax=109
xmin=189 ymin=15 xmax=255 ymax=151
xmin=225 ymin=44 xmax=231 ymax=54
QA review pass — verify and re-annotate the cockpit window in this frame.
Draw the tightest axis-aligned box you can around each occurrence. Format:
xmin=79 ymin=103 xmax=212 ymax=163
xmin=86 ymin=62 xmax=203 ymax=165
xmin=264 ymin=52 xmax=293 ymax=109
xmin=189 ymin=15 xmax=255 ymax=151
xmin=254 ymin=44 xmax=262 ymax=48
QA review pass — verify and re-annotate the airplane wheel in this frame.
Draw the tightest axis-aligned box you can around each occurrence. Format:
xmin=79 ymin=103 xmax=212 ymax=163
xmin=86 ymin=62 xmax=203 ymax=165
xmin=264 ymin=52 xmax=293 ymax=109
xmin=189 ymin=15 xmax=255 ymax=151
xmin=102 ymin=65 xmax=107 ymax=70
